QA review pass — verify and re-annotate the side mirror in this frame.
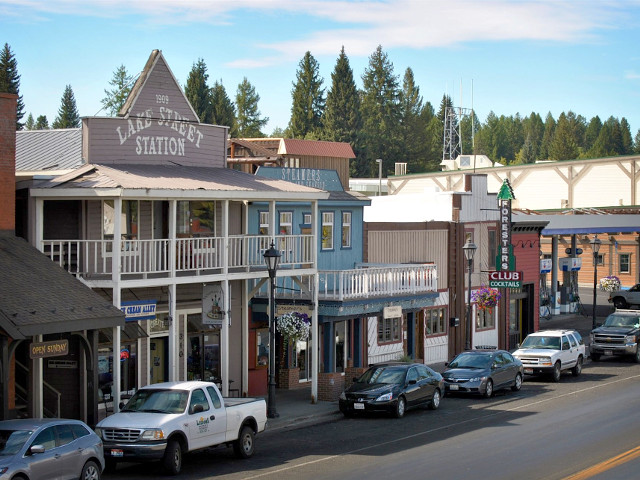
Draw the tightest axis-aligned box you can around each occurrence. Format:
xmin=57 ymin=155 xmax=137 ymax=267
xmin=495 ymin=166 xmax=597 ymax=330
xmin=444 ymin=362 xmax=449 ymax=367
xmin=119 ymin=402 xmax=126 ymax=410
xmin=408 ymin=379 xmax=417 ymax=385
xmin=352 ymin=377 xmax=358 ymax=383
xmin=30 ymin=444 xmax=45 ymax=455
xmin=191 ymin=404 xmax=204 ymax=414
xmin=516 ymin=343 xmax=521 ymax=349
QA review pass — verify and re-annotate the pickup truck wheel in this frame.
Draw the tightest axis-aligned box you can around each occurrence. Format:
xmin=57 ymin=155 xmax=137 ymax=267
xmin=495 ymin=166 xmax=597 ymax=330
xmin=633 ymin=346 xmax=640 ymax=364
xmin=483 ymin=379 xmax=494 ymax=398
xmin=511 ymin=373 xmax=522 ymax=392
xmin=613 ymin=297 xmax=628 ymax=309
xmin=162 ymin=439 xmax=182 ymax=476
xmin=81 ymin=460 xmax=101 ymax=480
xmin=572 ymin=356 xmax=583 ymax=376
xmin=234 ymin=425 xmax=255 ymax=459
xmin=551 ymin=361 xmax=562 ymax=382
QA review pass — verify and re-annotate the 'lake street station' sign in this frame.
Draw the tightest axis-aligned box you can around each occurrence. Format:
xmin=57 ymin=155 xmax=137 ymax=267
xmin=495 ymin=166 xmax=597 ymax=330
xmin=489 ymin=271 xmax=523 ymax=288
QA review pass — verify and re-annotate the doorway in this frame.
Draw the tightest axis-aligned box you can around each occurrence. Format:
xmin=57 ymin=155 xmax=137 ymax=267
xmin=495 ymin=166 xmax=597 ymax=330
xmin=149 ymin=337 xmax=168 ymax=384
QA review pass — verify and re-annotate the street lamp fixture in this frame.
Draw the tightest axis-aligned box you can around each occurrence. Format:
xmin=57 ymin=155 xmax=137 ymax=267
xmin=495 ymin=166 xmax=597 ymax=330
xmin=462 ymin=241 xmax=477 ymax=351
xmin=375 ymin=158 xmax=382 ymax=196
xmin=590 ymin=235 xmax=602 ymax=330
xmin=263 ymin=241 xmax=281 ymax=419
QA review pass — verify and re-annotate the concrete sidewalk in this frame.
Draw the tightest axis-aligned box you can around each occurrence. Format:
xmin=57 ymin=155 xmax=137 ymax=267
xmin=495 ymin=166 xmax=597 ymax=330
xmin=263 ymin=310 xmax=612 ymax=433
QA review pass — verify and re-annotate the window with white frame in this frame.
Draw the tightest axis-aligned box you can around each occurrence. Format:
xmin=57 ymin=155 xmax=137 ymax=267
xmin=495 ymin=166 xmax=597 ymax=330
xmin=476 ymin=308 xmax=496 ymax=330
xmin=377 ymin=316 xmax=402 ymax=343
xmin=279 ymin=211 xmax=292 ymax=235
xmin=619 ymin=253 xmax=630 ymax=273
xmin=425 ymin=308 xmax=446 ymax=336
xmin=322 ymin=212 xmax=334 ymax=250
xmin=177 ymin=201 xmax=215 ymax=236
xmin=259 ymin=211 xmax=269 ymax=236
xmin=342 ymin=211 xmax=351 ymax=248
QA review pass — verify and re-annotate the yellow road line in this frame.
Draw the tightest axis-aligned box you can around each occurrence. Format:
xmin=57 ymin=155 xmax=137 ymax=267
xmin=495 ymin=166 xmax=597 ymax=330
xmin=563 ymin=445 xmax=640 ymax=480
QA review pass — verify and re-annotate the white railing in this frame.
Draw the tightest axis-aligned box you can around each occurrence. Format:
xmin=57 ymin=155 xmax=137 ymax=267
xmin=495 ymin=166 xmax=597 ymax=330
xmin=318 ymin=264 xmax=437 ymax=301
xmin=42 ymin=234 xmax=314 ymax=278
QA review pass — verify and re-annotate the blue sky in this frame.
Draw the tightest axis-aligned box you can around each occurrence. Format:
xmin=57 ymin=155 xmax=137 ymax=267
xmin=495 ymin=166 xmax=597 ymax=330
xmin=3 ymin=0 xmax=640 ymax=137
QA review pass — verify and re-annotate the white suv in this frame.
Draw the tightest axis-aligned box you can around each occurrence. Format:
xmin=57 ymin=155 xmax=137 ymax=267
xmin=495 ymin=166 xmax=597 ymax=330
xmin=512 ymin=330 xmax=586 ymax=382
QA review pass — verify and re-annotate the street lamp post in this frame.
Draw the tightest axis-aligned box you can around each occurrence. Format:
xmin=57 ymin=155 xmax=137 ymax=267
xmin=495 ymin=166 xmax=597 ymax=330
xmin=375 ymin=158 xmax=382 ymax=196
xmin=263 ymin=241 xmax=281 ymax=419
xmin=462 ymin=241 xmax=477 ymax=351
xmin=590 ymin=236 xmax=602 ymax=330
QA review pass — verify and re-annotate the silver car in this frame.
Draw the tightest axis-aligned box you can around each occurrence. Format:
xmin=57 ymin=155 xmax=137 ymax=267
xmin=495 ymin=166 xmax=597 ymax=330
xmin=0 ymin=418 xmax=104 ymax=480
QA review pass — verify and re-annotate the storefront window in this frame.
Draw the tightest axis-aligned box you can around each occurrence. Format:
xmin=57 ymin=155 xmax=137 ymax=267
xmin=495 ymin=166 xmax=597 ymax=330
xmin=177 ymin=200 xmax=216 ymax=236
xmin=187 ymin=314 xmax=220 ymax=383
xmin=97 ymin=341 xmax=137 ymax=399
xmin=425 ymin=308 xmax=446 ymax=336
xmin=256 ymin=328 xmax=269 ymax=367
xmin=476 ymin=308 xmax=496 ymax=330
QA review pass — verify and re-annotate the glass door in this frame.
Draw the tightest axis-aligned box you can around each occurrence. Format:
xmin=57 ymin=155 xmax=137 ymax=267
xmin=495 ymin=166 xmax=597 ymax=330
xmin=335 ymin=320 xmax=348 ymax=373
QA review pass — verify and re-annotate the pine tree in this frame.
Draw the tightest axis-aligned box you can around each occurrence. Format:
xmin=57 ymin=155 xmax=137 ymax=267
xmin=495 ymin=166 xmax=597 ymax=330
xmin=549 ymin=112 xmax=579 ymax=160
xmin=52 ymin=85 xmax=80 ymax=129
xmin=235 ymin=77 xmax=268 ymax=138
xmin=184 ymin=59 xmax=212 ymax=123
xmin=210 ymin=80 xmax=237 ymax=137
xmin=398 ymin=67 xmax=427 ymax=173
xmin=583 ymin=116 xmax=602 ymax=154
xmin=358 ymin=45 xmax=401 ymax=177
xmin=101 ymin=64 xmax=134 ymax=116
xmin=35 ymin=115 xmax=49 ymax=130
xmin=24 ymin=113 xmax=34 ymax=130
xmin=0 ymin=43 xmax=25 ymax=129
xmin=634 ymin=129 xmax=640 ymax=154
xmin=620 ymin=117 xmax=633 ymax=155
xmin=539 ymin=112 xmax=556 ymax=160
xmin=288 ymin=51 xmax=325 ymax=139
xmin=321 ymin=47 xmax=360 ymax=150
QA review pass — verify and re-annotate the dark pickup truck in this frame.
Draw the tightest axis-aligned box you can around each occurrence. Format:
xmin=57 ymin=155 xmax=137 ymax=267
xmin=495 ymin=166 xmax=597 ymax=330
xmin=589 ymin=309 xmax=640 ymax=362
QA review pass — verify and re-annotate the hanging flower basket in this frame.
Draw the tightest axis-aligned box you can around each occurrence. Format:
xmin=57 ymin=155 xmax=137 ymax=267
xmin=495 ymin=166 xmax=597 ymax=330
xmin=599 ymin=275 xmax=621 ymax=292
xmin=471 ymin=286 xmax=502 ymax=310
xmin=276 ymin=312 xmax=311 ymax=367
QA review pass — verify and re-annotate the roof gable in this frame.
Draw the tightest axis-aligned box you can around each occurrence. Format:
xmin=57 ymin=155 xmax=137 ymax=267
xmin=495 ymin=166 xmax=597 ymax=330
xmin=119 ymin=50 xmax=199 ymax=122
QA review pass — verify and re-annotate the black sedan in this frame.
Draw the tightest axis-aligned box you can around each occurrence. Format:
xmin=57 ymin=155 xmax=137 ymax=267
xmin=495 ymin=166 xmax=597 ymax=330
xmin=339 ymin=362 xmax=444 ymax=418
xmin=443 ymin=350 xmax=523 ymax=398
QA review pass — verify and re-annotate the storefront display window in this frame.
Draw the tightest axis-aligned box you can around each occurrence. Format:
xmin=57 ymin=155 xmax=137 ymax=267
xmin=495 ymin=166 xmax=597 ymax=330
xmin=256 ymin=328 xmax=269 ymax=367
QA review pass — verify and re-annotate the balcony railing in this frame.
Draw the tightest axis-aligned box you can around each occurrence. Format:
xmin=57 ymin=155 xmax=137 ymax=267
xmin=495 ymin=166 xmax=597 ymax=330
xmin=318 ymin=264 xmax=437 ymax=301
xmin=41 ymin=234 xmax=314 ymax=279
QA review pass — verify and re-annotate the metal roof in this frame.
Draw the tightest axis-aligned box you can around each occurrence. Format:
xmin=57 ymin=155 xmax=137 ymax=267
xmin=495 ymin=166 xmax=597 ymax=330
xmin=15 ymin=128 xmax=83 ymax=172
xmin=279 ymin=138 xmax=355 ymax=158
xmin=0 ymin=233 xmax=124 ymax=339
xmin=513 ymin=213 xmax=640 ymax=235
xmin=31 ymin=163 xmax=330 ymax=201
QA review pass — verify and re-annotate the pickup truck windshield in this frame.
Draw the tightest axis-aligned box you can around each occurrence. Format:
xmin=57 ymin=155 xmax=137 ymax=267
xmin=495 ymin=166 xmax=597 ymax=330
xmin=521 ymin=336 xmax=560 ymax=349
xmin=602 ymin=315 xmax=640 ymax=328
xmin=122 ymin=389 xmax=189 ymax=414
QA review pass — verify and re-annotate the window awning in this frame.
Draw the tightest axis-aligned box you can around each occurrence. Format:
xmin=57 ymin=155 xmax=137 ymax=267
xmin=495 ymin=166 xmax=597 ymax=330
xmin=99 ymin=322 xmax=148 ymax=344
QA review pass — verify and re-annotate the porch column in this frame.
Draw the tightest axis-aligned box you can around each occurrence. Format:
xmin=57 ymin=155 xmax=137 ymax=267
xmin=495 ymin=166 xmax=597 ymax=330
xmin=169 ymin=283 xmax=177 ymax=381
xmin=311 ymin=200 xmax=319 ymax=402
xmin=32 ymin=334 xmax=43 ymax=418
xmin=242 ymin=202 xmax=249 ymax=395
xmin=32 ymin=197 xmax=44 ymax=250
xmin=221 ymin=200 xmax=229 ymax=396
xmin=112 ymin=198 xmax=122 ymax=412
xmin=551 ymin=236 xmax=558 ymax=311
xmin=269 ymin=201 xmax=276 ymax=243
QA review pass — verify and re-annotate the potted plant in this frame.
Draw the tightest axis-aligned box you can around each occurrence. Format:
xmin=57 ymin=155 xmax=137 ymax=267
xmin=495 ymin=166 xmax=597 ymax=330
xmin=276 ymin=311 xmax=311 ymax=367
xmin=599 ymin=275 xmax=621 ymax=292
xmin=471 ymin=286 xmax=502 ymax=310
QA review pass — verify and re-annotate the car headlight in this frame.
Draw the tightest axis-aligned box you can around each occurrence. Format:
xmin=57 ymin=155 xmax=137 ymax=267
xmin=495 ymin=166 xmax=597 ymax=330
xmin=539 ymin=358 xmax=552 ymax=366
xmin=590 ymin=334 xmax=594 ymax=343
xmin=339 ymin=391 xmax=346 ymax=400
xmin=0 ymin=467 xmax=8 ymax=474
xmin=625 ymin=335 xmax=636 ymax=344
xmin=375 ymin=392 xmax=393 ymax=402
xmin=94 ymin=427 xmax=103 ymax=439
xmin=469 ymin=376 xmax=487 ymax=383
xmin=140 ymin=429 xmax=165 ymax=441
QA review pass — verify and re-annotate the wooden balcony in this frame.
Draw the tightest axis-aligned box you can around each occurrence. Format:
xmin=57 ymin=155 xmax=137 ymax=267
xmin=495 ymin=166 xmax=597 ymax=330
xmin=41 ymin=234 xmax=314 ymax=280
xmin=318 ymin=264 xmax=437 ymax=301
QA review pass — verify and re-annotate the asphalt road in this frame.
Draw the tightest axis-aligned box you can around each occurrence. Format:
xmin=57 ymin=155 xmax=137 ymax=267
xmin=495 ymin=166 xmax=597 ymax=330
xmin=104 ymin=357 xmax=640 ymax=480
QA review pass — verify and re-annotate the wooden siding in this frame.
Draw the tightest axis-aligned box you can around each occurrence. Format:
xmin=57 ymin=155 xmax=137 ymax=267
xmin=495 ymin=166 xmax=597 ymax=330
xmin=294 ymin=156 xmax=349 ymax=190
xmin=366 ymin=230 xmax=448 ymax=289
xmin=388 ymin=155 xmax=640 ymax=211
xmin=84 ymin=117 xmax=226 ymax=167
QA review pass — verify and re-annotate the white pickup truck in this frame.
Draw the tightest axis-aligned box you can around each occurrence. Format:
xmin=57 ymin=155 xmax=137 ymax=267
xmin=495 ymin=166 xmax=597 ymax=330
xmin=94 ymin=380 xmax=267 ymax=475
xmin=512 ymin=329 xmax=586 ymax=382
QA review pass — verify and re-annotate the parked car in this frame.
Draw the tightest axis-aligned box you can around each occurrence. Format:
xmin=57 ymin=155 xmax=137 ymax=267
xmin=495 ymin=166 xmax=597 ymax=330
xmin=442 ymin=350 xmax=523 ymax=398
xmin=608 ymin=284 xmax=640 ymax=309
xmin=0 ymin=418 xmax=104 ymax=480
xmin=95 ymin=380 xmax=266 ymax=475
xmin=338 ymin=362 xmax=443 ymax=418
xmin=590 ymin=309 xmax=640 ymax=362
xmin=512 ymin=329 xmax=585 ymax=382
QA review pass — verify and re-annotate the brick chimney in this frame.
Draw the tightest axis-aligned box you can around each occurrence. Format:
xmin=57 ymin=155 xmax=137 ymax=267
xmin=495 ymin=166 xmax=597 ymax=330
xmin=0 ymin=93 xmax=17 ymax=233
